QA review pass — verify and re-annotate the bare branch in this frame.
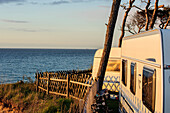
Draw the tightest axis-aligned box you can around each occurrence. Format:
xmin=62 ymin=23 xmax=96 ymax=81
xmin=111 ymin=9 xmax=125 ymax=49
xmin=141 ymin=0 xmax=147 ymax=3
xmin=133 ymin=5 xmax=143 ymax=11
xmin=158 ymin=5 xmax=164 ymax=8
xmin=125 ymin=23 xmax=137 ymax=34
xmin=124 ymin=29 xmax=136 ymax=34
xmin=164 ymin=15 xmax=170 ymax=29
xmin=118 ymin=0 xmax=135 ymax=47
xmin=120 ymin=5 xmax=127 ymax=10
xmin=145 ymin=0 xmax=151 ymax=30
xmin=149 ymin=0 xmax=159 ymax=30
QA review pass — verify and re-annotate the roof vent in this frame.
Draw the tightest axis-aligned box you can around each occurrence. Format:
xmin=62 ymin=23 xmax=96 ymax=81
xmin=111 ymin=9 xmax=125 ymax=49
xmin=146 ymin=58 xmax=156 ymax=62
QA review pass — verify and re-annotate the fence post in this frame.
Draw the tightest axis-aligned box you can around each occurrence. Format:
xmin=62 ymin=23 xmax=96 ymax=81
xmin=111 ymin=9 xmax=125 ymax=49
xmin=79 ymin=99 xmax=84 ymax=112
xmin=47 ymin=73 xmax=50 ymax=95
xmin=67 ymin=74 xmax=70 ymax=98
xmin=36 ymin=72 xmax=39 ymax=92
xmin=87 ymin=86 xmax=90 ymax=95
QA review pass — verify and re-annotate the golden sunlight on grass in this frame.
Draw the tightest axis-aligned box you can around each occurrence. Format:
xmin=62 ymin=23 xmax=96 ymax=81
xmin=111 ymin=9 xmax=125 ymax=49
xmin=0 ymin=82 xmax=73 ymax=113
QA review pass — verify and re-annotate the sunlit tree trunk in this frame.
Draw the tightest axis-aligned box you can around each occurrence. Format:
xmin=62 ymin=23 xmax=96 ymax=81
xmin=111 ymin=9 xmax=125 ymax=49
xmin=97 ymin=0 xmax=121 ymax=91
xmin=145 ymin=0 xmax=151 ymax=31
xmin=149 ymin=0 xmax=159 ymax=30
xmin=164 ymin=15 xmax=170 ymax=29
xmin=118 ymin=0 xmax=135 ymax=47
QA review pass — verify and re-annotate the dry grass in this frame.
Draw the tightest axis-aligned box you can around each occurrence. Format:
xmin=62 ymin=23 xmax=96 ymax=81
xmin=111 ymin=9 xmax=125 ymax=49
xmin=0 ymin=82 xmax=72 ymax=113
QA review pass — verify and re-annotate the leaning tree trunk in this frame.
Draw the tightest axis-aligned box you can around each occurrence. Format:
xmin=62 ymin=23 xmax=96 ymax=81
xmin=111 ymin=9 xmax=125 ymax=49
xmin=97 ymin=0 xmax=121 ymax=91
xmin=145 ymin=0 xmax=151 ymax=31
xmin=149 ymin=0 xmax=159 ymax=30
xmin=118 ymin=0 xmax=135 ymax=47
xmin=163 ymin=15 xmax=170 ymax=29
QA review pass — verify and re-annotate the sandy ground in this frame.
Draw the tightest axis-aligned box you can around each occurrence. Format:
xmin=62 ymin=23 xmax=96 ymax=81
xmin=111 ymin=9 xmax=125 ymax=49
xmin=0 ymin=102 xmax=18 ymax=113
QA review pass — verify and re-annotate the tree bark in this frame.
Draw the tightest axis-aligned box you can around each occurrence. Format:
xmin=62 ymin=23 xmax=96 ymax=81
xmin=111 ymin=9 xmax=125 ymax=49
xmin=138 ymin=27 xmax=142 ymax=33
xmin=149 ymin=0 xmax=159 ymax=30
xmin=163 ymin=15 xmax=170 ymax=29
xmin=118 ymin=0 xmax=135 ymax=47
xmin=145 ymin=0 xmax=151 ymax=31
xmin=97 ymin=0 xmax=121 ymax=91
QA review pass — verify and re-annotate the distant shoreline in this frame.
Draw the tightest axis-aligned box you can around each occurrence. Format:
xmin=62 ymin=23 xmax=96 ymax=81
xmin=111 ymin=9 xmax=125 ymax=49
xmin=0 ymin=48 xmax=98 ymax=50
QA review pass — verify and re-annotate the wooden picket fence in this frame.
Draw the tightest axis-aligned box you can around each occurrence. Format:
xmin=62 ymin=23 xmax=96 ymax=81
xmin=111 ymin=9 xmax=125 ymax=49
xmin=36 ymin=69 xmax=94 ymax=101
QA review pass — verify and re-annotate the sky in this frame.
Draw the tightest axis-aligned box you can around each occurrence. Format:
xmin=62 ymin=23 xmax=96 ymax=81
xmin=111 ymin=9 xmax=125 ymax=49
xmin=0 ymin=0 xmax=169 ymax=49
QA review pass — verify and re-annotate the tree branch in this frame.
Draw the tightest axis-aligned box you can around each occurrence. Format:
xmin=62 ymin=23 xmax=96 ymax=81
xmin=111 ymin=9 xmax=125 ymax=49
xmin=145 ymin=0 xmax=151 ymax=31
xmin=120 ymin=5 xmax=127 ymax=10
xmin=163 ymin=15 xmax=170 ymax=29
xmin=125 ymin=29 xmax=136 ymax=34
xmin=149 ymin=0 xmax=159 ymax=30
xmin=133 ymin=5 xmax=143 ymax=11
xmin=118 ymin=0 xmax=135 ymax=47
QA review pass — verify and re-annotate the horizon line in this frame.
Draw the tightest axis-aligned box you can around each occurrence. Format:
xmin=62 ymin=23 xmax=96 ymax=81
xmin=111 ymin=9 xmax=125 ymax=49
xmin=0 ymin=47 xmax=99 ymax=50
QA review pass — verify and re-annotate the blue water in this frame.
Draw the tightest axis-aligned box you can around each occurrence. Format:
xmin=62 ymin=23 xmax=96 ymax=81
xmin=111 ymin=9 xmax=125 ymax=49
xmin=0 ymin=49 xmax=96 ymax=84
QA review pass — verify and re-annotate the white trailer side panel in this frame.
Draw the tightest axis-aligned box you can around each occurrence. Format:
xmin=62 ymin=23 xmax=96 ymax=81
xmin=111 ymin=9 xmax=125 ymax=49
xmin=120 ymin=29 xmax=164 ymax=113
xmin=161 ymin=29 xmax=170 ymax=113
xmin=122 ymin=30 xmax=162 ymax=65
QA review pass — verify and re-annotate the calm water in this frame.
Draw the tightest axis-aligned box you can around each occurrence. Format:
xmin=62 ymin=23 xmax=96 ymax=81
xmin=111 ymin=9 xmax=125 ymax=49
xmin=0 ymin=49 xmax=96 ymax=84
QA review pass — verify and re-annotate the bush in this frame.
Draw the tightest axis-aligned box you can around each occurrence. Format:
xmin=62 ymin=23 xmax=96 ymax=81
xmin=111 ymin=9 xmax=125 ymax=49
xmin=43 ymin=105 xmax=58 ymax=113
xmin=58 ymin=98 xmax=73 ymax=112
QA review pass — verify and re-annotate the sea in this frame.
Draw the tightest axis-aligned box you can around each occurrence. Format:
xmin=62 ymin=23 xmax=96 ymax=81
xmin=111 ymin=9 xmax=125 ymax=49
xmin=0 ymin=49 xmax=97 ymax=84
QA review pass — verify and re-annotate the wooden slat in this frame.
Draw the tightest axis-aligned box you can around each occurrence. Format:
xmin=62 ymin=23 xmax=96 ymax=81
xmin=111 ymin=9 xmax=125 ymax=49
xmin=38 ymin=86 xmax=47 ymax=91
xmin=70 ymin=80 xmax=92 ymax=87
xmin=39 ymin=77 xmax=48 ymax=80
xmin=36 ymin=71 xmax=93 ymax=102
xmin=50 ymin=78 xmax=67 ymax=82
xmin=70 ymin=95 xmax=84 ymax=101
xmin=49 ymin=91 xmax=67 ymax=97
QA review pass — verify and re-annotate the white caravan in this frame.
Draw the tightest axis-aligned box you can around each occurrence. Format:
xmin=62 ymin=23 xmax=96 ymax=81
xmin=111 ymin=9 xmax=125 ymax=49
xmin=119 ymin=29 xmax=170 ymax=113
xmin=92 ymin=48 xmax=121 ymax=93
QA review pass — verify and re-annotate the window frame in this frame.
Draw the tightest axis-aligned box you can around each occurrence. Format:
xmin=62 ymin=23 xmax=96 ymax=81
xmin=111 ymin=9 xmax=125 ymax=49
xmin=122 ymin=59 xmax=127 ymax=86
xmin=130 ymin=63 xmax=136 ymax=95
xmin=106 ymin=60 xmax=120 ymax=72
xmin=142 ymin=67 xmax=156 ymax=113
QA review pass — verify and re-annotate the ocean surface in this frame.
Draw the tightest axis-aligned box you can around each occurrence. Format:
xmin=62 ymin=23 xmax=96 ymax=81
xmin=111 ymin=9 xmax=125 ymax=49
xmin=0 ymin=49 xmax=97 ymax=84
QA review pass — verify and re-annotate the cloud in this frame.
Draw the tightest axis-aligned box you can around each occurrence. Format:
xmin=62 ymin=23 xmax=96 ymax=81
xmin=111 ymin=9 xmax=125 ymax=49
xmin=16 ymin=28 xmax=37 ymax=32
xmin=9 ymin=28 xmax=38 ymax=32
xmin=6 ymin=27 xmax=51 ymax=32
xmin=1 ymin=19 xmax=29 ymax=23
xmin=16 ymin=2 xmax=24 ymax=5
xmin=30 ymin=2 xmax=38 ymax=5
xmin=0 ymin=0 xmax=25 ymax=4
xmin=47 ymin=0 xmax=110 ymax=5
xmin=0 ymin=0 xmax=111 ymax=5
xmin=50 ymin=1 xmax=70 ymax=5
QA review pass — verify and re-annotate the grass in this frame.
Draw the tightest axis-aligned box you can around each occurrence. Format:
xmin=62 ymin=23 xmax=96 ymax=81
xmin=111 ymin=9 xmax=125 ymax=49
xmin=0 ymin=82 xmax=73 ymax=113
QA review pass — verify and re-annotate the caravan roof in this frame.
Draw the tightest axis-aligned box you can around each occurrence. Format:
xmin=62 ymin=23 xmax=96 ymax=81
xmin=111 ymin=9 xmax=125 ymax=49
xmin=121 ymin=29 xmax=168 ymax=68
xmin=92 ymin=48 xmax=121 ymax=79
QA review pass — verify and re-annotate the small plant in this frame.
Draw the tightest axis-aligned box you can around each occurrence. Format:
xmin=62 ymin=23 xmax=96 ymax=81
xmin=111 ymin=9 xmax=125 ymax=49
xmin=43 ymin=105 xmax=59 ymax=113
xmin=58 ymin=98 xmax=73 ymax=112
xmin=23 ymin=75 xmax=33 ymax=83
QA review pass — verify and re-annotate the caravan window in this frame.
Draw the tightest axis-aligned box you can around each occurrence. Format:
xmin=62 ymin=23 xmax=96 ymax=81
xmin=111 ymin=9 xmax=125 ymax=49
xmin=142 ymin=67 xmax=156 ymax=112
xmin=130 ymin=63 xmax=136 ymax=95
xmin=122 ymin=60 xmax=127 ymax=86
xmin=106 ymin=60 xmax=120 ymax=72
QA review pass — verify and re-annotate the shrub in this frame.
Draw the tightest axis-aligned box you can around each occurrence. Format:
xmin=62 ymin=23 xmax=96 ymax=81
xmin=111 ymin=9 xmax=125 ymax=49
xmin=43 ymin=105 xmax=58 ymax=113
xmin=58 ymin=98 xmax=73 ymax=112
